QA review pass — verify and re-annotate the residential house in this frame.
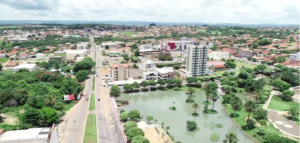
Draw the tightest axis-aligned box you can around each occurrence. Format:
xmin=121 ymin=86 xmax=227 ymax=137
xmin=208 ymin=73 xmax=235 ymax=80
xmin=238 ymin=49 xmax=253 ymax=58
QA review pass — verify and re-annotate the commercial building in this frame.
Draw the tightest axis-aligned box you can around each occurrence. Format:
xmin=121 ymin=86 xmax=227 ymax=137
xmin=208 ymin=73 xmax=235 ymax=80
xmin=161 ymin=37 xmax=194 ymax=51
xmin=35 ymin=53 xmax=46 ymax=59
xmin=8 ymin=37 xmax=29 ymax=43
xmin=140 ymin=60 xmax=156 ymax=71
xmin=142 ymin=71 xmax=158 ymax=80
xmin=12 ymin=64 xmax=37 ymax=73
xmin=101 ymin=43 xmax=117 ymax=48
xmin=77 ymin=42 xmax=89 ymax=50
xmin=289 ymin=52 xmax=300 ymax=61
xmin=0 ymin=128 xmax=50 ymax=143
xmin=110 ymin=64 xmax=129 ymax=81
xmin=65 ymin=50 xmax=88 ymax=60
xmin=139 ymin=44 xmax=159 ymax=54
xmin=155 ymin=67 xmax=175 ymax=80
xmin=208 ymin=51 xmax=230 ymax=61
xmin=186 ymin=41 xmax=212 ymax=76
xmin=238 ymin=49 xmax=253 ymax=58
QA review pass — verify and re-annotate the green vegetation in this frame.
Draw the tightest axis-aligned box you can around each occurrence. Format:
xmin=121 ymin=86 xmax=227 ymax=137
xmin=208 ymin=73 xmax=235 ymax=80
xmin=156 ymin=63 xmax=181 ymax=68
xmin=93 ymin=76 xmax=95 ymax=91
xmin=268 ymin=95 xmax=300 ymax=111
xmin=89 ymin=93 xmax=95 ymax=111
xmin=204 ymin=109 xmax=218 ymax=114
xmin=119 ymin=31 xmax=140 ymax=36
xmin=62 ymin=101 xmax=76 ymax=112
xmin=215 ymin=124 xmax=224 ymax=128
xmin=83 ymin=114 xmax=97 ymax=143
xmin=211 ymin=133 xmax=219 ymax=141
xmin=202 ymin=101 xmax=212 ymax=105
xmin=0 ymin=58 xmax=9 ymax=63
xmin=55 ymin=53 xmax=66 ymax=57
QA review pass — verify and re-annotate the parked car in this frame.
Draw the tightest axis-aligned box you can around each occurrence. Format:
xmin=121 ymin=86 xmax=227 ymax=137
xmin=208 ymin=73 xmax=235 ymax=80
xmin=86 ymin=97 xmax=89 ymax=101
xmin=98 ymin=98 xmax=100 ymax=101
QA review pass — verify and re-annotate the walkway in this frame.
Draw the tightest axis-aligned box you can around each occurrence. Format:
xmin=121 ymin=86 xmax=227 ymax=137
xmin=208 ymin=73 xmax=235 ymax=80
xmin=263 ymin=90 xmax=300 ymax=138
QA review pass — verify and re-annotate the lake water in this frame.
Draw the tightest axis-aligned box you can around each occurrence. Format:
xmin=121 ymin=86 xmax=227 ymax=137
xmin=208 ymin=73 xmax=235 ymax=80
xmin=116 ymin=90 xmax=254 ymax=143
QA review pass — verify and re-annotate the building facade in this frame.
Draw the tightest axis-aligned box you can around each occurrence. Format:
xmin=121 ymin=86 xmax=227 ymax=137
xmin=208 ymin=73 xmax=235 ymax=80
xmin=208 ymin=51 xmax=230 ymax=61
xmin=161 ymin=38 xmax=194 ymax=51
xmin=238 ymin=50 xmax=253 ymax=58
xmin=110 ymin=64 xmax=129 ymax=81
xmin=186 ymin=42 xmax=211 ymax=76
xmin=289 ymin=52 xmax=300 ymax=61
xmin=155 ymin=67 xmax=175 ymax=80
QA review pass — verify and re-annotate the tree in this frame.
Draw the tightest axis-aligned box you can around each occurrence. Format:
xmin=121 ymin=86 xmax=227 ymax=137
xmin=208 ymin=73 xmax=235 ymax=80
xmin=88 ymin=43 xmax=91 ymax=48
xmin=246 ymin=68 xmax=252 ymax=73
xmin=186 ymin=120 xmax=197 ymax=131
xmin=229 ymin=72 xmax=235 ymax=76
xmin=0 ymin=63 xmax=2 ymax=71
xmin=120 ymin=111 xmax=129 ymax=121
xmin=42 ymin=107 xmax=59 ymax=124
xmin=146 ymin=115 xmax=153 ymax=123
xmin=73 ymin=57 xmax=95 ymax=72
xmin=124 ymin=84 xmax=133 ymax=92
xmin=210 ymin=92 xmax=219 ymax=110
xmin=192 ymin=103 xmax=199 ymax=114
xmin=131 ymin=136 xmax=150 ymax=143
xmin=124 ymin=54 xmax=130 ymax=62
xmin=148 ymin=80 xmax=157 ymax=88
xmin=166 ymin=126 xmax=170 ymax=133
xmin=161 ymin=122 xmax=164 ymax=128
xmin=105 ymin=45 xmax=109 ymax=49
xmin=244 ymin=100 xmax=257 ymax=127
xmin=282 ymin=90 xmax=295 ymax=101
xmin=126 ymin=127 xmax=144 ymax=141
xmin=274 ymin=56 xmax=286 ymax=63
xmin=134 ymin=49 xmax=140 ymax=56
xmin=141 ymin=80 xmax=148 ymax=89
xmin=110 ymin=85 xmax=121 ymax=97
xmin=132 ymin=82 xmax=140 ymax=90
xmin=224 ymin=60 xmax=236 ymax=68
xmin=186 ymin=87 xmax=195 ymax=95
xmin=196 ymin=81 xmax=202 ymax=87
xmin=223 ymin=72 xmax=229 ymax=76
xmin=54 ymin=62 xmax=60 ymax=70
xmin=44 ymin=95 xmax=56 ymax=107
xmin=166 ymin=79 xmax=174 ymax=87
xmin=22 ymin=108 xmax=43 ymax=126
xmin=53 ymin=102 xmax=64 ymax=111
xmin=157 ymin=79 xmax=166 ymax=88
xmin=253 ymin=108 xmax=267 ymax=121
xmin=186 ymin=77 xmax=197 ymax=85
xmin=204 ymin=82 xmax=218 ymax=108
xmin=258 ymin=39 xmax=271 ymax=46
xmin=288 ymin=107 xmax=299 ymax=120
xmin=174 ymin=78 xmax=182 ymax=86
xmin=223 ymin=132 xmax=239 ymax=143
xmin=230 ymin=96 xmax=242 ymax=117
xmin=128 ymin=110 xmax=140 ymax=120
xmin=75 ymin=70 xmax=90 ymax=82
xmin=124 ymin=121 xmax=137 ymax=131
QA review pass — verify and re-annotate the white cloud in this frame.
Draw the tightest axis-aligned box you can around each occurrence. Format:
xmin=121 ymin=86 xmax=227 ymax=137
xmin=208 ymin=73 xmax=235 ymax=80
xmin=0 ymin=0 xmax=299 ymax=24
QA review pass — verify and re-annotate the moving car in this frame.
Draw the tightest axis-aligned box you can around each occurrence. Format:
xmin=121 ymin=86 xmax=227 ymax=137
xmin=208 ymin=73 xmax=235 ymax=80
xmin=98 ymin=98 xmax=100 ymax=101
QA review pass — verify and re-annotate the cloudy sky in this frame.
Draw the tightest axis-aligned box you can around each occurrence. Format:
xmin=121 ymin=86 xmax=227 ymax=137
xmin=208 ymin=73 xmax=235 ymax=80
xmin=0 ymin=0 xmax=299 ymax=24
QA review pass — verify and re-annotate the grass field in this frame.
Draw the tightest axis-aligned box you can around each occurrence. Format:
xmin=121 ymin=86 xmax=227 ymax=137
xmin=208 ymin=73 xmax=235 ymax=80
xmin=0 ymin=58 xmax=9 ymax=63
xmin=89 ymin=93 xmax=95 ymax=111
xmin=268 ymin=95 xmax=300 ymax=111
xmin=224 ymin=104 xmax=280 ymax=143
xmin=55 ymin=53 xmax=66 ymax=57
xmin=0 ymin=26 xmax=22 ymax=29
xmin=83 ymin=114 xmax=97 ymax=143
xmin=196 ymin=29 xmax=206 ymax=32
xmin=235 ymin=61 xmax=256 ymax=74
xmin=93 ymin=77 xmax=95 ymax=91
xmin=211 ymin=31 xmax=221 ymax=35
xmin=119 ymin=31 xmax=140 ymax=36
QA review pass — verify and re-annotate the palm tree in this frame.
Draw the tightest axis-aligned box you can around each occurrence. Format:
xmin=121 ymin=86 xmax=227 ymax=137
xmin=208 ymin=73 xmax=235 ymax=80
xmin=161 ymin=122 xmax=164 ymax=128
xmin=210 ymin=92 xmax=219 ymax=110
xmin=244 ymin=100 xmax=257 ymax=127
xmin=253 ymin=89 xmax=261 ymax=104
xmin=166 ymin=126 xmax=170 ymax=133
xmin=44 ymin=95 xmax=56 ymax=106
xmin=204 ymin=83 xmax=216 ymax=108
xmin=192 ymin=103 xmax=199 ymax=114
xmin=230 ymin=96 xmax=242 ymax=117
xmin=223 ymin=132 xmax=239 ymax=143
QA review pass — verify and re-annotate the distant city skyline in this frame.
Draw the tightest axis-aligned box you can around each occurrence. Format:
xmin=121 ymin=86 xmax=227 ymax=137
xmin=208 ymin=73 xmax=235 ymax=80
xmin=0 ymin=0 xmax=299 ymax=25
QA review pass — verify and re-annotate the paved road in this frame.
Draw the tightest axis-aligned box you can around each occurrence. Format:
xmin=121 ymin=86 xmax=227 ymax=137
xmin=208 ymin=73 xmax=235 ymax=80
xmin=90 ymin=34 xmax=126 ymax=143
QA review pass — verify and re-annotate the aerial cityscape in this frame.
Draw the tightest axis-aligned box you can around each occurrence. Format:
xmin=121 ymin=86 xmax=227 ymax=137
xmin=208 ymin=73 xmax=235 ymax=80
xmin=0 ymin=0 xmax=299 ymax=143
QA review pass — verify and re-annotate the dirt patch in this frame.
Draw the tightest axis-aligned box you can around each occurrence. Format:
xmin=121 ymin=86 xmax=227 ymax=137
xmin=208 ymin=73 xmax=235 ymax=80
xmin=101 ymin=67 xmax=110 ymax=75
xmin=19 ymin=109 xmax=25 ymax=114
xmin=0 ymin=113 xmax=19 ymax=125
xmin=138 ymin=121 xmax=173 ymax=143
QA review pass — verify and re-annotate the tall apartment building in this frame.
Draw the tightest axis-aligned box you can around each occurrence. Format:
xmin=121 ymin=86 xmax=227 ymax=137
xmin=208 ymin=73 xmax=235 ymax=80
xmin=110 ymin=64 xmax=129 ymax=81
xmin=289 ymin=52 xmax=300 ymax=61
xmin=186 ymin=41 xmax=212 ymax=76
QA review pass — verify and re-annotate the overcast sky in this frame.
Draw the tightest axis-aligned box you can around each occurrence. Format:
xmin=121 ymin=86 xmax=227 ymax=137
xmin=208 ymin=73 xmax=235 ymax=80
xmin=0 ymin=0 xmax=299 ymax=24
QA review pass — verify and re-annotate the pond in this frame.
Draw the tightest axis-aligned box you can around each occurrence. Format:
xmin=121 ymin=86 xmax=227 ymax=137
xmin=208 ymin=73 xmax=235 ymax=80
xmin=116 ymin=90 xmax=254 ymax=143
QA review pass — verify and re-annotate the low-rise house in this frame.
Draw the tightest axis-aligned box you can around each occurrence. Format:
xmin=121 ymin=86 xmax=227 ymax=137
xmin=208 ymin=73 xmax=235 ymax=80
xmin=77 ymin=42 xmax=89 ymax=50
xmin=65 ymin=50 xmax=88 ymax=60
xmin=289 ymin=52 xmax=300 ymax=61
xmin=208 ymin=51 xmax=230 ymax=61
xmin=207 ymin=61 xmax=226 ymax=68
xmin=238 ymin=49 xmax=253 ymax=58
xmin=155 ymin=67 xmax=175 ymax=80
xmin=101 ymin=42 xmax=117 ymax=48
xmin=142 ymin=71 xmax=158 ymax=80
xmin=0 ymin=128 xmax=50 ymax=143
xmin=36 ymin=53 xmax=45 ymax=59
xmin=140 ymin=60 xmax=156 ymax=71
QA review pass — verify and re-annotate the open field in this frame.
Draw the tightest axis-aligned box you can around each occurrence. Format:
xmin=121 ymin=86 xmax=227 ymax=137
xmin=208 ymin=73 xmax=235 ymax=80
xmin=83 ymin=114 xmax=97 ymax=143
xmin=0 ymin=26 xmax=22 ymax=29
xmin=268 ymin=95 xmax=300 ymax=111
xmin=119 ymin=31 xmax=140 ymax=36
xmin=211 ymin=31 xmax=221 ymax=35
xmin=196 ymin=29 xmax=206 ymax=32
xmin=0 ymin=58 xmax=9 ymax=63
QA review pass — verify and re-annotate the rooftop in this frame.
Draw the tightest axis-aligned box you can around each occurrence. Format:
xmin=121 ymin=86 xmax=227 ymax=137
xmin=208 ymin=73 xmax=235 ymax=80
xmin=13 ymin=64 xmax=36 ymax=69
xmin=111 ymin=64 xmax=128 ymax=68
xmin=0 ymin=128 xmax=49 ymax=142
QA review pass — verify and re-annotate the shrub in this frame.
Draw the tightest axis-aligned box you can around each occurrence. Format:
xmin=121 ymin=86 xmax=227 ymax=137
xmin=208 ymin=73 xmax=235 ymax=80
xmin=173 ymin=86 xmax=180 ymax=91
xmin=247 ymin=118 xmax=256 ymax=129
xmin=186 ymin=120 xmax=197 ymax=131
xmin=53 ymin=102 xmax=65 ymax=111
xmin=258 ymin=120 xmax=267 ymax=126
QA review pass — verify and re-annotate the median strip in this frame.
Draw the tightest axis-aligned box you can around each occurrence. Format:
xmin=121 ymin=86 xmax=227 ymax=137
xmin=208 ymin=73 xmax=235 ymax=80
xmin=89 ymin=93 xmax=95 ymax=111
xmin=83 ymin=114 xmax=97 ymax=143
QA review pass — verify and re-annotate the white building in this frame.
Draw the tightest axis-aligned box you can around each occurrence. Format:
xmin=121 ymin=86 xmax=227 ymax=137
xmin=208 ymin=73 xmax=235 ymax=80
xmin=77 ymin=42 xmax=89 ymax=50
xmin=35 ymin=53 xmax=45 ymax=59
xmin=289 ymin=52 xmax=300 ymax=61
xmin=0 ymin=128 xmax=49 ymax=143
xmin=186 ymin=41 xmax=211 ymax=76
xmin=65 ymin=50 xmax=88 ymax=60
xmin=208 ymin=51 xmax=230 ymax=61
xmin=76 ymin=57 xmax=85 ymax=62
xmin=101 ymin=42 xmax=117 ymax=48
xmin=142 ymin=71 xmax=158 ymax=80
xmin=161 ymin=37 xmax=194 ymax=51
xmin=155 ymin=67 xmax=175 ymax=80
xmin=12 ymin=64 xmax=37 ymax=73
xmin=140 ymin=60 xmax=156 ymax=71
xmin=139 ymin=44 xmax=159 ymax=53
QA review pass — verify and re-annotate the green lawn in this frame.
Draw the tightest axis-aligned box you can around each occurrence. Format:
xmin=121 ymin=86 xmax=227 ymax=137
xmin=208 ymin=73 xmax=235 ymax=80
xmin=180 ymin=85 xmax=203 ymax=92
xmin=215 ymin=71 xmax=226 ymax=76
xmin=83 ymin=114 xmax=97 ymax=143
xmin=268 ymin=95 xmax=300 ymax=111
xmin=119 ymin=31 xmax=140 ymax=36
xmin=0 ymin=58 xmax=9 ymax=63
xmin=0 ymin=26 xmax=22 ymax=29
xmin=211 ymin=31 xmax=221 ymax=35
xmin=62 ymin=101 xmax=77 ymax=112
xmin=224 ymin=104 xmax=281 ymax=143
xmin=89 ymin=93 xmax=95 ymax=111
xmin=55 ymin=53 xmax=66 ymax=57
xmin=0 ymin=69 xmax=12 ymax=76
xmin=93 ymin=77 xmax=95 ymax=91
xmin=235 ymin=61 xmax=256 ymax=74
xmin=196 ymin=29 xmax=206 ymax=32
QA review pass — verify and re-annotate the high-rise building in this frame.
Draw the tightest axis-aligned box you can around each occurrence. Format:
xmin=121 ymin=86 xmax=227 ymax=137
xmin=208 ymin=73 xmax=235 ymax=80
xmin=186 ymin=41 xmax=212 ymax=76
